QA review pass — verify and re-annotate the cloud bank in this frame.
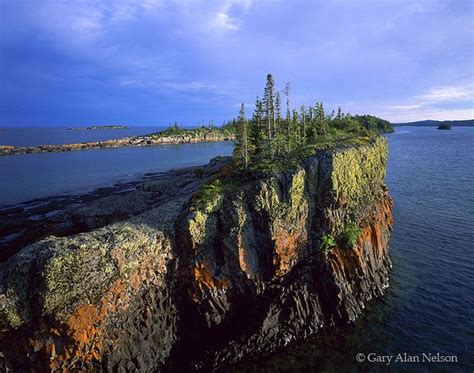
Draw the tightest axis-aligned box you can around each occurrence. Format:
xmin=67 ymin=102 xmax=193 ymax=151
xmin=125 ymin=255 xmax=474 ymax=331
xmin=0 ymin=0 xmax=472 ymax=125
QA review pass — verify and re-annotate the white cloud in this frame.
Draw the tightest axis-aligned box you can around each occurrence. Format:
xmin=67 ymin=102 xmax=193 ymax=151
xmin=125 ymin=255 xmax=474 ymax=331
xmin=36 ymin=0 xmax=165 ymax=41
xmin=163 ymin=81 xmax=218 ymax=92
xmin=212 ymin=12 xmax=240 ymax=30
xmin=382 ymin=108 xmax=474 ymax=122
xmin=418 ymin=85 xmax=473 ymax=103
xmin=208 ymin=0 xmax=253 ymax=32
xmin=391 ymin=104 xmax=422 ymax=110
xmin=383 ymin=84 xmax=474 ymax=121
xmin=118 ymin=77 xmax=217 ymax=93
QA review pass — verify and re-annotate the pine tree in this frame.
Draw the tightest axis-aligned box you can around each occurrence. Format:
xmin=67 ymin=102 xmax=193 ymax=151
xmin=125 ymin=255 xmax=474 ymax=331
xmin=250 ymin=97 xmax=264 ymax=157
xmin=236 ymin=103 xmax=248 ymax=170
xmin=337 ymin=106 xmax=342 ymax=119
xmin=263 ymin=74 xmax=275 ymax=143
xmin=300 ymin=105 xmax=307 ymax=141
xmin=275 ymin=91 xmax=282 ymax=135
xmin=290 ymin=109 xmax=299 ymax=149
xmin=315 ymin=102 xmax=327 ymax=135
xmin=284 ymin=82 xmax=291 ymax=152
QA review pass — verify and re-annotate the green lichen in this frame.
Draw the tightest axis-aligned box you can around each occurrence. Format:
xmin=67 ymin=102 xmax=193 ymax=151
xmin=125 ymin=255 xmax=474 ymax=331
xmin=188 ymin=180 xmax=227 ymax=246
xmin=0 ymin=291 xmax=26 ymax=329
xmin=331 ymin=137 xmax=387 ymax=211
xmin=254 ymin=180 xmax=280 ymax=214
xmin=188 ymin=210 xmax=213 ymax=246
xmin=289 ymin=169 xmax=306 ymax=209
xmin=43 ymin=250 xmax=85 ymax=312
xmin=252 ymin=169 xmax=309 ymax=238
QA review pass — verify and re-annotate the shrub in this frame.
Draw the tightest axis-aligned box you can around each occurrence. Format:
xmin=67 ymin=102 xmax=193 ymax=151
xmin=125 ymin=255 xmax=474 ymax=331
xmin=342 ymin=222 xmax=362 ymax=247
xmin=320 ymin=233 xmax=336 ymax=257
xmin=193 ymin=177 xmax=241 ymax=210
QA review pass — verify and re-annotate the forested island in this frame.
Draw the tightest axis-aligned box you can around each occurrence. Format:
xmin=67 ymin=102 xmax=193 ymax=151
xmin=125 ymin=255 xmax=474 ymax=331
xmin=0 ymin=126 xmax=234 ymax=156
xmin=437 ymin=123 xmax=452 ymax=130
xmin=395 ymin=119 xmax=473 ymax=127
xmin=69 ymin=125 xmax=129 ymax=130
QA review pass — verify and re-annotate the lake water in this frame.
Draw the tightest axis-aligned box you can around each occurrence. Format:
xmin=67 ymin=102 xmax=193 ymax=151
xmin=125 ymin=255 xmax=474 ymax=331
xmin=0 ymin=126 xmax=167 ymax=147
xmin=239 ymin=126 xmax=474 ymax=372
xmin=0 ymin=141 xmax=234 ymax=207
xmin=1 ymin=126 xmax=472 ymax=371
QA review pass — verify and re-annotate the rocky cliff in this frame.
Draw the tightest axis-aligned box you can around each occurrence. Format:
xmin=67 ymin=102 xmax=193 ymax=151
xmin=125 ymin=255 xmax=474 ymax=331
xmin=0 ymin=137 xmax=392 ymax=371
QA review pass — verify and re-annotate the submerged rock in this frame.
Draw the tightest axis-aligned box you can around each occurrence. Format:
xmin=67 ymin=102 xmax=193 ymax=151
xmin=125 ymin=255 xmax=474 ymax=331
xmin=0 ymin=138 xmax=393 ymax=371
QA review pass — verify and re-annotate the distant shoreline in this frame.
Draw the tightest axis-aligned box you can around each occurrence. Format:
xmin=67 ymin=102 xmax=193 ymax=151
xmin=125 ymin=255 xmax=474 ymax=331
xmin=393 ymin=119 xmax=474 ymax=127
xmin=68 ymin=125 xmax=129 ymax=130
xmin=0 ymin=128 xmax=235 ymax=156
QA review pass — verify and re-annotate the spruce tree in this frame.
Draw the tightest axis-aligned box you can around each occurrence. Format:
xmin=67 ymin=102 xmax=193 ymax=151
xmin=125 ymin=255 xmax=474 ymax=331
xmin=275 ymin=91 xmax=282 ymax=135
xmin=290 ymin=109 xmax=299 ymax=149
xmin=235 ymin=103 xmax=248 ymax=170
xmin=284 ymin=82 xmax=291 ymax=152
xmin=263 ymin=74 xmax=275 ymax=143
xmin=315 ymin=102 xmax=327 ymax=135
xmin=300 ymin=105 xmax=307 ymax=141
xmin=250 ymin=97 xmax=264 ymax=158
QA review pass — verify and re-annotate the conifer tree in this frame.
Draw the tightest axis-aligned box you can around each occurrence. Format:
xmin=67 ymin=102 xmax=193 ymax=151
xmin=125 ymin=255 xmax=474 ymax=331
xmin=263 ymin=74 xmax=275 ymax=143
xmin=284 ymin=82 xmax=291 ymax=152
xmin=237 ymin=103 xmax=248 ymax=170
xmin=291 ymin=109 xmax=299 ymax=148
xmin=275 ymin=91 xmax=282 ymax=134
xmin=250 ymin=97 xmax=265 ymax=157
xmin=300 ymin=105 xmax=307 ymax=141
xmin=315 ymin=102 xmax=327 ymax=135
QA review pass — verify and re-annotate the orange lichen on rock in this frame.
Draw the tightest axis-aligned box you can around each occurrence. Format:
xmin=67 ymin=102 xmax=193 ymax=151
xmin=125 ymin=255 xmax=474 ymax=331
xmin=330 ymin=194 xmax=393 ymax=281
xmin=43 ymin=249 xmax=166 ymax=369
xmin=193 ymin=261 xmax=229 ymax=292
xmin=237 ymin=237 xmax=248 ymax=274
xmin=273 ymin=229 xmax=301 ymax=276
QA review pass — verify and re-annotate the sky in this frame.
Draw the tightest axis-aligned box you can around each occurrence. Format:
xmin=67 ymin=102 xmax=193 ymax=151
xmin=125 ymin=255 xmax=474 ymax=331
xmin=0 ymin=0 xmax=473 ymax=126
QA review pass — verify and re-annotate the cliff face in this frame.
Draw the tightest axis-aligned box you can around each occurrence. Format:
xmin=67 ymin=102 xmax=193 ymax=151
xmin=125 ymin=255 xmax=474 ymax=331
xmin=0 ymin=137 xmax=392 ymax=371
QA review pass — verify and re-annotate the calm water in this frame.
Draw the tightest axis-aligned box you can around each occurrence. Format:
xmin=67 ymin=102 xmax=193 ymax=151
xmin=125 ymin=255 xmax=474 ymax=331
xmin=0 ymin=126 xmax=167 ymax=147
xmin=1 ymin=127 xmax=473 ymax=371
xmin=0 ymin=142 xmax=233 ymax=207
xmin=240 ymin=126 xmax=474 ymax=372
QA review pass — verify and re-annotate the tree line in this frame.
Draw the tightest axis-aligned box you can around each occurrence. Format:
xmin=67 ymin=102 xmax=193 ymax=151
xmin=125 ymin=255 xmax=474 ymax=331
xmin=232 ymin=74 xmax=392 ymax=171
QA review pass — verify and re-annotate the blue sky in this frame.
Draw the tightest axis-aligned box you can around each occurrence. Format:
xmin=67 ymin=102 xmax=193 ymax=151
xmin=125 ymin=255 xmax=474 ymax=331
xmin=0 ymin=0 xmax=473 ymax=126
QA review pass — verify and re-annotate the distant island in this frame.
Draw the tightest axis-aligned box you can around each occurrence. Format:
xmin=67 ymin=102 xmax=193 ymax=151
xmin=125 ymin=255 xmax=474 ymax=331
xmin=0 ymin=126 xmax=235 ymax=156
xmin=394 ymin=119 xmax=474 ymax=127
xmin=0 ymin=81 xmax=393 ymax=157
xmin=68 ymin=125 xmax=129 ymax=130
xmin=437 ymin=123 xmax=452 ymax=130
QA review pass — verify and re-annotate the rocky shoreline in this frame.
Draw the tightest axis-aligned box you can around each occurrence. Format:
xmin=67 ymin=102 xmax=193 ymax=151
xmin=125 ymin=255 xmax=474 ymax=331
xmin=0 ymin=138 xmax=393 ymax=371
xmin=0 ymin=132 xmax=234 ymax=156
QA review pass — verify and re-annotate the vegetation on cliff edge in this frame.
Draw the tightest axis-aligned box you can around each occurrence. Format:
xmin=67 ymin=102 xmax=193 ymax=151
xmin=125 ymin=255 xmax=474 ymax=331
xmin=192 ymin=74 xmax=392 ymax=208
